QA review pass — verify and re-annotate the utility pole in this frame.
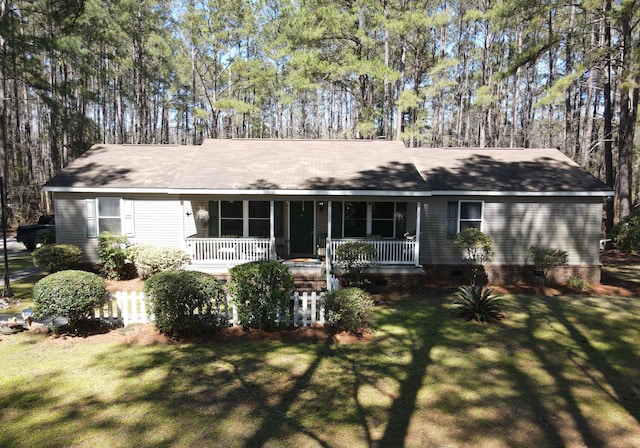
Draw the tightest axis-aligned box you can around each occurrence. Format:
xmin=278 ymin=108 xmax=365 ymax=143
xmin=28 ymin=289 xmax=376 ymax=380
xmin=1 ymin=176 xmax=11 ymax=297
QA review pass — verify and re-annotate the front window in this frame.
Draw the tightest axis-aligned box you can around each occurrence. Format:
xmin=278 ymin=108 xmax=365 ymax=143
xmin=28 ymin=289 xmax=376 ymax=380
xmin=338 ymin=201 xmax=405 ymax=238
xmin=459 ymin=201 xmax=483 ymax=231
xmin=218 ymin=200 xmax=271 ymax=237
xmin=97 ymin=198 xmax=122 ymax=234
xmin=220 ymin=201 xmax=243 ymax=237
xmin=248 ymin=201 xmax=270 ymax=237
xmin=344 ymin=202 xmax=367 ymax=237
xmin=371 ymin=202 xmax=395 ymax=237
xmin=86 ymin=198 xmax=134 ymax=237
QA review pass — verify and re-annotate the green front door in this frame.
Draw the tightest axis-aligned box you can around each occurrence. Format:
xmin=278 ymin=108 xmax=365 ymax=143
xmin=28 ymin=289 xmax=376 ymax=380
xmin=290 ymin=201 xmax=314 ymax=256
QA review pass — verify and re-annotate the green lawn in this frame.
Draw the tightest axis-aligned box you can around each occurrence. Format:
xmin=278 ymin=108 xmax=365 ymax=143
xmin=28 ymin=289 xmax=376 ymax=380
xmin=1 ymin=289 xmax=639 ymax=447
xmin=1 ymin=253 xmax=45 ymax=311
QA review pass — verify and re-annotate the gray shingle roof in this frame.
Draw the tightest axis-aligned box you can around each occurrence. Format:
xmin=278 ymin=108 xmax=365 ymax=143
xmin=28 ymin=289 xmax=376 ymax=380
xmin=43 ymin=139 xmax=612 ymax=195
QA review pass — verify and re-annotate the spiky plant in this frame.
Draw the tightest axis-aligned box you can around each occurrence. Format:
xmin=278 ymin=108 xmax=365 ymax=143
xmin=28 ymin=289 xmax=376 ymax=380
xmin=452 ymin=285 xmax=504 ymax=322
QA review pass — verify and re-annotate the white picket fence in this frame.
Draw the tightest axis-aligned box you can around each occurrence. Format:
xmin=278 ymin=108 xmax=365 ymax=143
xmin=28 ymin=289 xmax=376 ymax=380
xmin=96 ymin=291 xmax=326 ymax=327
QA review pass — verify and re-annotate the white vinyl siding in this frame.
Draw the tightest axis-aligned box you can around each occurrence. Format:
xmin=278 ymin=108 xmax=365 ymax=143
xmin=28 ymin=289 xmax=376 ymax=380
xmin=55 ymin=193 xmax=183 ymax=263
xmin=421 ymin=197 xmax=602 ymax=266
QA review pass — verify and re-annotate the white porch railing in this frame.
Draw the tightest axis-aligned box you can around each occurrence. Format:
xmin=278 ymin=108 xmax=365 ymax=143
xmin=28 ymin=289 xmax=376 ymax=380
xmin=97 ymin=291 xmax=326 ymax=327
xmin=186 ymin=237 xmax=272 ymax=264
xmin=330 ymin=239 xmax=417 ymax=266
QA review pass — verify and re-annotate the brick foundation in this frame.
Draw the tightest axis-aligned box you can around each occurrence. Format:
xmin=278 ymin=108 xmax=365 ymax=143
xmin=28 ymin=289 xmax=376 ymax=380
xmin=205 ymin=262 xmax=601 ymax=294
xmin=423 ymin=264 xmax=602 ymax=286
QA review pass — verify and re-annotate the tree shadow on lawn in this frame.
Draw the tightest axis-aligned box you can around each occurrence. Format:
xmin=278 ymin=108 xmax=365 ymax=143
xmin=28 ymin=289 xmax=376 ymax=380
xmin=20 ymin=293 xmax=637 ymax=448
xmin=545 ymin=297 xmax=640 ymax=423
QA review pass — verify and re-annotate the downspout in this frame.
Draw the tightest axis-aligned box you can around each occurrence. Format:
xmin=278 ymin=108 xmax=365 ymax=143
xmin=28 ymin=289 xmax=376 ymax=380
xmin=414 ymin=202 xmax=421 ymax=267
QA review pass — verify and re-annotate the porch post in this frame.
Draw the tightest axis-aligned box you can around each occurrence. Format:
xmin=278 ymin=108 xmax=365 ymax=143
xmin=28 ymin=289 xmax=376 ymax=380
xmin=269 ymin=200 xmax=276 ymax=260
xmin=326 ymin=201 xmax=333 ymax=291
xmin=180 ymin=200 xmax=186 ymax=251
xmin=414 ymin=201 xmax=422 ymax=267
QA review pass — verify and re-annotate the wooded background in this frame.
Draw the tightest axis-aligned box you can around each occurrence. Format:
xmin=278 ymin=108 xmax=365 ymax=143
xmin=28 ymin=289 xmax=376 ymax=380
xmin=1 ymin=0 xmax=638 ymax=232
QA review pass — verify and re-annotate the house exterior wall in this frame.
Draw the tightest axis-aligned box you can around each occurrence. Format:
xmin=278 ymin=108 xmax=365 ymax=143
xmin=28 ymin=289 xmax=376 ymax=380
xmin=53 ymin=192 xmax=605 ymax=284
xmin=54 ymin=192 xmax=186 ymax=264
xmin=420 ymin=196 xmax=604 ymax=283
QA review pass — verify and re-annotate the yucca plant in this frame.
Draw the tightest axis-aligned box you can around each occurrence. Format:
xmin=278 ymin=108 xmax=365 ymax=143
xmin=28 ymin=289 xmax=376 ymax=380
xmin=452 ymin=285 xmax=504 ymax=322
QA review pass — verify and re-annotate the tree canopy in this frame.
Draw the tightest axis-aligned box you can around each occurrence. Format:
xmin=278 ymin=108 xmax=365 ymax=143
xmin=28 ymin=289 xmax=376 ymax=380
xmin=1 ymin=0 xmax=638 ymax=228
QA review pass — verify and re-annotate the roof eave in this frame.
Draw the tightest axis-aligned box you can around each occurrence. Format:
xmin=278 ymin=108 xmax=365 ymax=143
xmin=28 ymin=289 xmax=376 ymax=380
xmin=431 ymin=190 xmax=615 ymax=197
xmin=43 ymin=186 xmax=433 ymax=197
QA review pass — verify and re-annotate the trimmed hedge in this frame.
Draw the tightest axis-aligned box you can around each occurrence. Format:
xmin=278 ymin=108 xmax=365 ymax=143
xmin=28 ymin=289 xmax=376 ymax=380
xmin=32 ymin=270 xmax=109 ymax=325
xmin=32 ymin=244 xmax=83 ymax=273
xmin=127 ymin=244 xmax=191 ymax=279
xmin=228 ymin=260 xmax=294 ymax=330
xmin=322 ymin=287 xmax=374 ymax=332
xmin=143 ymin=270 xmax=227 ymax=338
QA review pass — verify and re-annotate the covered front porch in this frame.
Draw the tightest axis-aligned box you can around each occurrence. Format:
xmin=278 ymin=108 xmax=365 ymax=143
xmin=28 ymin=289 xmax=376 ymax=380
xmin=181 ymin=199 xmax=423 ymax=290
xmin=185 ymin=236 xmax=419 ymax=266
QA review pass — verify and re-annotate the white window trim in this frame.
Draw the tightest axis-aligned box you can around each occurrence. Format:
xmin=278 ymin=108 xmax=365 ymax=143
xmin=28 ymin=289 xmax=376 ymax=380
xmin=458 ymin=200 xmax=484 ymax=232
xmin=219 ymin=200 xmax=272 ymax=238
xmin=86 ymin=198 xmax=134 ymax=238
xmin=342 ymin=201 xmax=402 ymax=239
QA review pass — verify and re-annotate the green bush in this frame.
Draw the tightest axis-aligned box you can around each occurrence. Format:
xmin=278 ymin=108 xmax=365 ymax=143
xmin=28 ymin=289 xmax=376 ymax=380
xmin=568 ymin=276 xmax=590 ymax=291
xmin=322 ymin=287 xmax=374 ymax=332
xmin=98 ymin=232 xmax=132 ymax=280
xmin=334 ymin=241 xmax=377 ymax=287
xmin=611 ymin=211 xmax=640 ymax=252
xmin=452 ymin=285 xmax=503 ymax=322
xmin=32 ymin=270 xmax=109 ymax=325
xmin=127 ymin=244 xmax=191 ymax=279
xmin=526 ymin=245 xmax=568 ymax=285
xmin=144 ymin=270 xmax=227 ymax=338
xmin=32 ymin=244 xmax=83 ymax=273
xmin=228 ymin=260 xmax=294 ymax=330
xmin=453 ymin=228 xmax=494 ymax=285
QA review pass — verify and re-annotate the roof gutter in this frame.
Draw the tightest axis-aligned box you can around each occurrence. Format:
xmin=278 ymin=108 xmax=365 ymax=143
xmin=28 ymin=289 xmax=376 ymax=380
xmin=43 ymin=186 xmax=433 ymax=197
xmin=431 ymin=190 xmax=615 ymax=197
xmin=43 ymin=186 xmax=614 ymax=198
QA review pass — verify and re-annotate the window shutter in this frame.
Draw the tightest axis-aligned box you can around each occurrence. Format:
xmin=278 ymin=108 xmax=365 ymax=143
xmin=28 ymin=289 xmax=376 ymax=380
xmin=86 ymin=199 xmax=97 ymax=237
xmin=275 ymin=201 xmax=284 ymax=238
xmin=331 ymin=201 xmax=343 ymax=238
xmin=447 ymin=201 xmax=458 ymax=239
xmin=208 ymin=201 xmax=219 ymax=237
xmin=123 ymin=199 xmax=135 ymax=236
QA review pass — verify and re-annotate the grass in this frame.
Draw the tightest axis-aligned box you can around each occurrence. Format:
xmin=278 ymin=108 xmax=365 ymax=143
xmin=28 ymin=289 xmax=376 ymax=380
xmin=0 ymin=290 xmax=639 ymax=447
xmin=2 ymin=254 xmax=44 ymax=311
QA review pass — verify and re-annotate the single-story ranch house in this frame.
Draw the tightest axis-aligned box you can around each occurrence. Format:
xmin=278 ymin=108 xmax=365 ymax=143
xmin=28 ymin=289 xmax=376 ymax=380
xmin=43 ymin=139 xmax=613 ymax=291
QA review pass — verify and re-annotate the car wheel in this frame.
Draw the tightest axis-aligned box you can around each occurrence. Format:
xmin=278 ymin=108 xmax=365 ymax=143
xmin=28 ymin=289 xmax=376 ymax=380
xmin=24 ymin=242 xmax=36 ymax=251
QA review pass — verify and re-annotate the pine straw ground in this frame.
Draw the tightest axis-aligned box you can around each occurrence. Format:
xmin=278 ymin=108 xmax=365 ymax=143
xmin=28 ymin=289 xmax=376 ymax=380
xmin=47 ymin=250 xmax=637 ymax=347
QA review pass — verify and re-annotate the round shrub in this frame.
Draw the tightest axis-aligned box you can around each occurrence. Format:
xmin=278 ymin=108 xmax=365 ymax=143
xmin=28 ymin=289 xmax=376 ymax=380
xmin=144 ymin=270 xmax=227 ymax=338
xmin=228 ymin=260 xmax=294 ymax=330
xmin=32 ymin=244 xmax=83 ymax=273
xmin=322 ymin=287 xmax=375 ymax=332
xmin=127 ymin=244 xmax=191 ymax=280
xmin=32 ymin=270 xmax=109 ymax=325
